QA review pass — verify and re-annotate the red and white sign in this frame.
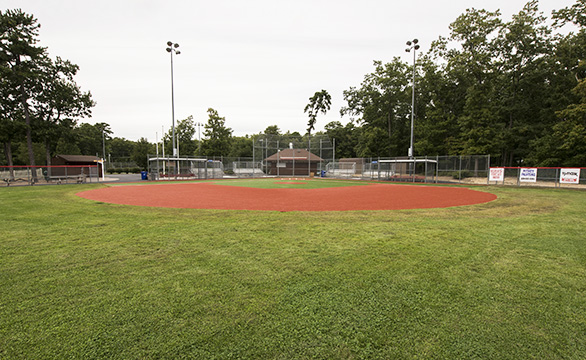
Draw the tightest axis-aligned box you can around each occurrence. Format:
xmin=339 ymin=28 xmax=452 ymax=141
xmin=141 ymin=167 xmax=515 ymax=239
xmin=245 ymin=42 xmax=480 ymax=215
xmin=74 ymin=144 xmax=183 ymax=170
xmin=560 ymin=168 xmax=581 ymax=184
xmin=489 ymin=168 xmax=505 ymax=182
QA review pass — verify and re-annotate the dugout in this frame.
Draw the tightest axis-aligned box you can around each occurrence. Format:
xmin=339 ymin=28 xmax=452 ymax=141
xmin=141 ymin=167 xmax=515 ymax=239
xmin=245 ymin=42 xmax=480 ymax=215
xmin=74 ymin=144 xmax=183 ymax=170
xmin=264 ymin=148 xmax=323 ymax=176
xmin=51 ymin=155 xmax=103 ymax=177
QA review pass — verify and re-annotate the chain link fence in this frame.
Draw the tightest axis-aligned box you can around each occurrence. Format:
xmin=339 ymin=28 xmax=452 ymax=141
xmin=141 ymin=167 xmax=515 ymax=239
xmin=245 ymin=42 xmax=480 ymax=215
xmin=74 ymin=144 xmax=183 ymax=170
xmin=488 ymin=167 xmax=586 ymax=189
xmin=1 ymin=165 xmax=102 ymax=186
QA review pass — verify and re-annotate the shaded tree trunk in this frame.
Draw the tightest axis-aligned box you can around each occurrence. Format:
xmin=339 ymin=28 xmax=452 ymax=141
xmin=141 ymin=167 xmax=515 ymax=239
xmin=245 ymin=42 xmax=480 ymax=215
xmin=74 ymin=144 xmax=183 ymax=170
xmin=45 ymin=137 xmax=52 ymax=177
xmin=17 ymin=56 xmax=37 ymax=181
xmin=3 ymin=141 xmax=15 ymax=179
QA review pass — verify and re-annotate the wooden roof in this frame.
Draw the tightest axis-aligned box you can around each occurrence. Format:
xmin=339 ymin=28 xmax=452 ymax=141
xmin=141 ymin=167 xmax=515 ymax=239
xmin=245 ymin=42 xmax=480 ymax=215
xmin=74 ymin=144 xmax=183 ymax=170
xmin=264 ymin=148 xmax=323 ymax=162
xmin=54 ymin=155 xmax=101 ymax=163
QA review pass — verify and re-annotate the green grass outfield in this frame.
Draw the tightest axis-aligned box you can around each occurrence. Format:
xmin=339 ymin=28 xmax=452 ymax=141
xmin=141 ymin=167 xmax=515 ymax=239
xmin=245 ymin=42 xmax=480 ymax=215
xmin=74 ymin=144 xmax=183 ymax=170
xmin=1 ymin=180 xmax=585 ymax=359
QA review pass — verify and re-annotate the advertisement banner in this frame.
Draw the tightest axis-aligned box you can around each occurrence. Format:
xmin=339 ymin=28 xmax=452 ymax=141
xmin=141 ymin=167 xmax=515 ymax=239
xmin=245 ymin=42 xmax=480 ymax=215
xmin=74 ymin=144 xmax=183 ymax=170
xmin=489 ymin=168 xmax=505 ymax=182
xmin=560 ymin=168 xmax=581 ymax=184
xmin=519 ymin=168 xmax=537 ymax=183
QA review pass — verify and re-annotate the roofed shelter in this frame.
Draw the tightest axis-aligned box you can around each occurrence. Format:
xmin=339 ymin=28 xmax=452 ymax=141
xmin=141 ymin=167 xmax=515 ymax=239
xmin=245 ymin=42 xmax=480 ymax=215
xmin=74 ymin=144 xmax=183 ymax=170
xmin=51 ymin=155 xmax=103 ymax=177
xmin=264 ymin=148 xmax=323 ymax=176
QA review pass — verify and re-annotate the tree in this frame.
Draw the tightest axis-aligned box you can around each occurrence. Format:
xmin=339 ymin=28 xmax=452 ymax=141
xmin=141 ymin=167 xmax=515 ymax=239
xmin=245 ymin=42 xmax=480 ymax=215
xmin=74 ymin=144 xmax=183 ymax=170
xmin=109 ymin=137 xmax=135 ymax=162
xmin=132 ymin=137 xmax=154 ymax=170
xmin=341 ymin=59 xmax=411 ymax=157
xmin=201 ymin=108 xmax=233 ymax=157
xmin=552 ymin=0 xmax=586 ymax=28
xmin=264 ymin=125 xmax=281 ymax=136
xmin=432 ymin=8 xmax=505 ymax=160
xmin=229 ymin=136 xmax=253 ymax=158
xmin=74 ymin=122 xmax=112 ymax=157
xmin=413 ymin=55 xmax=462 ymax=155
xmin=1 ymin=9 xmax=94 ymax=176
xmin=304 ymin=90 xmax=331 ymax=137
xmin=173 ymin=115 xmax=197 ymax=156
xmin=0 ymin=9 xmax=45 ymax=173
xmin=494 ymin=0 xmax=554 ymax=164
xmin=324 ymin=120 xmax=359 ymax=158
xmin=34 ymin=57 xmax=94 ymax=166
xmin=0 ymin=74 xmax=24 ymax=174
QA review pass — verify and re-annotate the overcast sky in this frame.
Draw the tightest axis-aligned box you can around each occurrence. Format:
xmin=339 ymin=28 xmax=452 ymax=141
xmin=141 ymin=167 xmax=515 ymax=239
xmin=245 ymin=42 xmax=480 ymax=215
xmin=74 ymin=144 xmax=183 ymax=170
xmin=4 ymin=0 xmax=576 ymax=141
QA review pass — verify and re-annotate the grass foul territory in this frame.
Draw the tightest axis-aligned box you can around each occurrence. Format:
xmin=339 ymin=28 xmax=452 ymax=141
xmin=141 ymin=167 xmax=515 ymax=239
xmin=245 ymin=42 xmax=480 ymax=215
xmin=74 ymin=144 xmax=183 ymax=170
xmin=0 ymin=181 xmax=585 ymax=359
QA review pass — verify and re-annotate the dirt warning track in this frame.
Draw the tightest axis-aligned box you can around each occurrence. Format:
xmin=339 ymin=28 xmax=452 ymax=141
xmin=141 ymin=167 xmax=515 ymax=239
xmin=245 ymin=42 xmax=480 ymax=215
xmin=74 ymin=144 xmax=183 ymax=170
xmin=77 ymin=182 xmax=497 ymax=212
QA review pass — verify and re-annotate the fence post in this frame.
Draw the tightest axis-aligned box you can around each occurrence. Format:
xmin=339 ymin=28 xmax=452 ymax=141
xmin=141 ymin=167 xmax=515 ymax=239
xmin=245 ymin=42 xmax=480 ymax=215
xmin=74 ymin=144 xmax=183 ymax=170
xmin=436 ymin=155 xmax=439 ymax=183
xmin=487 ymin=155 xmax=490 ymax=185
xmin=458 ymin=155 xmax=462 ymax=184
xmin=423 ymin=155 xmax=427 ymax=184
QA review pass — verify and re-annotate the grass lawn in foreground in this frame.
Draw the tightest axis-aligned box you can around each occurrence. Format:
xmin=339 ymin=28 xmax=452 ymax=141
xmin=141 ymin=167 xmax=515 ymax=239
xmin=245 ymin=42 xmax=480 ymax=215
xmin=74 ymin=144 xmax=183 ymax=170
xmin=0 ymin=182 xmax=585 ymax=359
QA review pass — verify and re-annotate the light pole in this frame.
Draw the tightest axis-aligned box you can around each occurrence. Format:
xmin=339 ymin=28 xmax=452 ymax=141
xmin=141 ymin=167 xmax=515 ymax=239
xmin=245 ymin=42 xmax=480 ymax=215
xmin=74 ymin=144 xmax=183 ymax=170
xmin=166 ymin=41 xmax=181 ymax=161
xmin=196 ymin=122 xmax=203 ymax=156
xmin=102 ymin=129 xmax=106 ymax=173
xmin=405 ymin=39 xmax=420 ymax=160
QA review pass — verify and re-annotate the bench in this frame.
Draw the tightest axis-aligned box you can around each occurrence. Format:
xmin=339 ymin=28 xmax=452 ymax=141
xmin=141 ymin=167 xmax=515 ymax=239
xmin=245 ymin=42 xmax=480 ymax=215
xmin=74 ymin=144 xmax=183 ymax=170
xmin=3 ymin=177 xmax=36 ymax=186
xmin=47 ymin=175 xmax=86 ymax=184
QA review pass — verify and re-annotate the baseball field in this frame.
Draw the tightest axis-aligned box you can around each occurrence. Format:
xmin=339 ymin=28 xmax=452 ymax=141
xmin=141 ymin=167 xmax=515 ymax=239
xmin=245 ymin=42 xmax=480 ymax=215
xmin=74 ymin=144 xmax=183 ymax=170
xmin=1 ymin=179 xmax=585 ymax=358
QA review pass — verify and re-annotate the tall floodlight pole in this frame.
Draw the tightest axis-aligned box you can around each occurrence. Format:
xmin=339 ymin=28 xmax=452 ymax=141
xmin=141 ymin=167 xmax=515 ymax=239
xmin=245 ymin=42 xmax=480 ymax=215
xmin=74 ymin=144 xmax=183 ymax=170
xmin=166 ymin=41 xmax=181 ymax=173
xmin=196 ymin=122 xmax=203 ymax=156
xmin=102 ymin=129 xmax=106 ymax=173
xmin=405 ymin=39 xmax=420 ymax=160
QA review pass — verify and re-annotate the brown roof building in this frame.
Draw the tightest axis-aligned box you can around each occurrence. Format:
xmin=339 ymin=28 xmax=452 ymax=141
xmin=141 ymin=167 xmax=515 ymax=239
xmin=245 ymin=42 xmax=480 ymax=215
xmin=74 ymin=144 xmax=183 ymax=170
xmin=264 ymin=148 xmax=323 ymax=176
xmin=51 ymin=155 xmax=103 ymax=177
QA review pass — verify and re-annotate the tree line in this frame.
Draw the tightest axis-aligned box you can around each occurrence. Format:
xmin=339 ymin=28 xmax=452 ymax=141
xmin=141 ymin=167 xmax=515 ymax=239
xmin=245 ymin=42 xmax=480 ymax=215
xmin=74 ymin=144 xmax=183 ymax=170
xmin=2 ymin=1 xmax=585 ymax=171
xmin=338 ymin=0 xmax=586 ymax=166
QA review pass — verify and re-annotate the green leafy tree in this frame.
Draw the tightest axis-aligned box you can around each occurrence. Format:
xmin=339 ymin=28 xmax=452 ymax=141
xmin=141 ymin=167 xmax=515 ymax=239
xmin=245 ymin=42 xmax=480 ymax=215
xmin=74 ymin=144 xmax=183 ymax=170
xmin=1 ymin=9 xmax=94 ymax=175
xmin=552 ymin=0 xmax=586 ymax=27
xmin=0 ymin=9 xmax=45 ymax=172
xmin=0 ymin=80 xmax=24 ymax=172
xmin=411 ymin=55 xmax=462 ymax=155
xmin=34 ymin=57 xmax=94 ymax=166
xmin=341 ymin=59 xmax=410 ymax=157
xmin=528 ymin=61 xmax=586 ymax=166
xmin=201 ymin=108 xmax=233 ymax=157
xmin=494 ymin=0 xmax=554 ymax=164
xmin=109 ymin=137 xmax=135 ymax=162
xmin=324 ymin=121 xmax=359 ymax=158
xmin=264 ymin=125 xmax=280 ymax=136
xmin=304 ymin=90 xmax=331 ymax=137
xmin=132 ymin=137 xmax=154 ymax=170
xmin=176 ymin=115 xmax=197 ymax=156
xmin=74 ymin=122 xmax=112 ymax=157
xmin=229 ymin=136 xmax=253 ymax=158
xmin=433 ymin=8 xmax=505 ymax=160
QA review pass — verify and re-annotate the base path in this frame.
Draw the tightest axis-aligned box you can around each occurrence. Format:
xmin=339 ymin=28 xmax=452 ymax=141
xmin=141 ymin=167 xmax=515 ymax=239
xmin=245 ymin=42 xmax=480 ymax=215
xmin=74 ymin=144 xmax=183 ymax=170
xmin=77 ymin=182 xmax=497 ymax=211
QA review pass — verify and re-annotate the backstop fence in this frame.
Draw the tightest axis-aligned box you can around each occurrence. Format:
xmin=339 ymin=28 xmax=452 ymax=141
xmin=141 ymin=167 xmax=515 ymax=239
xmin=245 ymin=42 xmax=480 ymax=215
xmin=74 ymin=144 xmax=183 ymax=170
xmin=147 ymin=156 xmax=225 ymax=180
xmin=1 ymin=165 xmax=102 ymax=187
xmin=5 ymin=155 xmax=583 ymax=190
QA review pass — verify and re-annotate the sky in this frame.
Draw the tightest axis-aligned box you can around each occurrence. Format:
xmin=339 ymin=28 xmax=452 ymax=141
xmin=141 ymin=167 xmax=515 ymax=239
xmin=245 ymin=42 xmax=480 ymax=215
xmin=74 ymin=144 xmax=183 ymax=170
xmin=4 ymin=0 xmax=577 ymax=142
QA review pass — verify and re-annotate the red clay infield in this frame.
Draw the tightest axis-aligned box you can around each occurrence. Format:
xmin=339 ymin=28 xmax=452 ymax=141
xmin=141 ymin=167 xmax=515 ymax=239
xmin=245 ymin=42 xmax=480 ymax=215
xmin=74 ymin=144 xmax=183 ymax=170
xmin=77 ymin=182 xmax=497 ymax=212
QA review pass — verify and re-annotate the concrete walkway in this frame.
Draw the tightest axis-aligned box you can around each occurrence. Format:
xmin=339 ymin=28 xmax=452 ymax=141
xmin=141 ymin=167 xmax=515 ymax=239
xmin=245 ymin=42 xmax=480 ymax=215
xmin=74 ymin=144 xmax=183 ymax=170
xmin=101 ymin=174 xmax=143 ymax=183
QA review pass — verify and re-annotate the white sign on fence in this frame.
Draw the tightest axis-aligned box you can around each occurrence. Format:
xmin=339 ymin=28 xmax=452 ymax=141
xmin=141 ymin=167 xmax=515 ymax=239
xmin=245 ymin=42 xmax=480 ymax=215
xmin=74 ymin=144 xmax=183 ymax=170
xmin=560 ymin=168 xmax=581 ymax=184
xmin=489 ymin=168 xmax=505 ymax=182
xmin=520 ymin=168 xmax=537 ymax=183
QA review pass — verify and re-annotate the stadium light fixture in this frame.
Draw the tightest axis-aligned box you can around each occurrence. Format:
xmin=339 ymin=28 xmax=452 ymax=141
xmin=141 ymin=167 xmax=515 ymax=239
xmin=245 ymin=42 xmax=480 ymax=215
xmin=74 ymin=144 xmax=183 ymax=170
xmin=166 ymin=41 xmax=180 ymax=165
xmin=405 ymin=39 xmax=420 ymax=160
